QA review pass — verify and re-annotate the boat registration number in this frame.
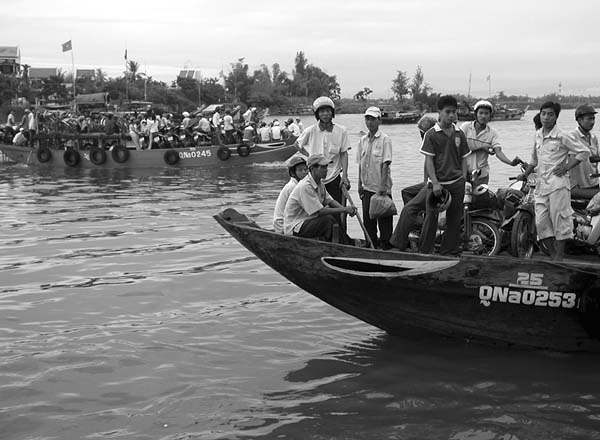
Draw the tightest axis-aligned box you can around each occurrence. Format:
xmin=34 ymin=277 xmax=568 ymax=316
xmin=179 ymin=150 xmax=212 ymax=159
xmin=478 ymin=272 xmax=578 ymax=309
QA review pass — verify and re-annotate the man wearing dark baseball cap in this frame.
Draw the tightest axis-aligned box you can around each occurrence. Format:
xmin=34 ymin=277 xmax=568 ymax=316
xmin=283 ymin=153 xmax=356 ymax=242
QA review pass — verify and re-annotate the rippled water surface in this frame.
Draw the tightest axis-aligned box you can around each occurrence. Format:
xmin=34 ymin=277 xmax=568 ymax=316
xmin=1 ymin=111 xmax=600 ymax=439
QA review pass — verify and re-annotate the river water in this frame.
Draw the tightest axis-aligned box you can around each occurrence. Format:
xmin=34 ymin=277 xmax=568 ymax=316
xmin=1 ymin=110 xmax=600 ymax=440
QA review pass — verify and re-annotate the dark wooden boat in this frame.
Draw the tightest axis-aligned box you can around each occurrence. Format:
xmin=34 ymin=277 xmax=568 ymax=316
xmin=214 ymin=208 xmax=600 ymax=352
xmin=380 ymin=110 xmax=422 ymax=124
xmin=0 ymin=134 xmax=297 ymax=169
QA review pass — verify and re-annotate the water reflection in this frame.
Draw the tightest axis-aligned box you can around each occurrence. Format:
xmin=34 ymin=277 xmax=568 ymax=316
xmin=242 ymin=335 xmax=600 ymax=439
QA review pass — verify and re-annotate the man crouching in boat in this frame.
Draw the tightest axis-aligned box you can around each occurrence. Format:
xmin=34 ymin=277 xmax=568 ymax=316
xmin=283 ymin=153 xmax=357 ymax=243
xmin=273 ymin=155 xmax=309 ymax=234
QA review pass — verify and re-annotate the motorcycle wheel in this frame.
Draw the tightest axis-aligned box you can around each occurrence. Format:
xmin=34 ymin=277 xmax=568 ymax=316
xmin=469 ymin=219 xmax=501 ymax=256
xmin=510 ymin=211 xmax=535 ymax=258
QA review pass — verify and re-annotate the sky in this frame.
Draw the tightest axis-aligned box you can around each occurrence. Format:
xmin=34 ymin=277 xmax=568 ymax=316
xmin=2 ymin=0 xmax=600 ymax=99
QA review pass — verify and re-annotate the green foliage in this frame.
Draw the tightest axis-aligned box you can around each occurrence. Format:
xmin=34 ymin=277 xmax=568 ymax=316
xmin=391 ymin=70 xmax=409 ymax=101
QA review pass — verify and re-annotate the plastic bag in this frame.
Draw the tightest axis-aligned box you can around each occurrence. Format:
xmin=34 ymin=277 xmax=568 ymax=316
xmin=369 ymin=194 xmax=397 ymax=219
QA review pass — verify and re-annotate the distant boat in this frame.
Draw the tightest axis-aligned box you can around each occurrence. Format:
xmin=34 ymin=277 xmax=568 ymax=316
xmin=0 ymin=133 xmax=297 ymax=169
xmin=380 ymin=109 xmax=423 ymax=124
xmin=458 ymin=101 xmax=529 ymax=121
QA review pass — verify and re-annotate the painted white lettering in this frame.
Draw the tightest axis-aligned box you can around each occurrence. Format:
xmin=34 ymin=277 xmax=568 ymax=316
xmin=522 ymin=289 xmax=536 ymax=305
xmin=492 ymin=286 xmax=509 ymax=303
xmin=479 ymin=286 xmax=493 ymax=307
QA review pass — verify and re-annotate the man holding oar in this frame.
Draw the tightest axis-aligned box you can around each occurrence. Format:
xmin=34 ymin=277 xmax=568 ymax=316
xmin=283 ymin=154 xmax=356 ymax=243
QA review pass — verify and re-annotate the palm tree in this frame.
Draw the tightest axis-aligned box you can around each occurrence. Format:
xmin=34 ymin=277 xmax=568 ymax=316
xmin=127 ymin=60 xmax=140 ymax=81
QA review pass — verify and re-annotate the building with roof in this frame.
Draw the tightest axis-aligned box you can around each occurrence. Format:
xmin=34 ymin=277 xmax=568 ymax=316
xmin=76 ymin=69 xmax=96 ymax=80
xmin=0 ymin=46 xmax=21 ymax=75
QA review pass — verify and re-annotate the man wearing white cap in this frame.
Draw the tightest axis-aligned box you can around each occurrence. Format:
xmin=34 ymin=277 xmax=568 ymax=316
xmin=283 ymin=153 xmax=356 ymax=242
xmin=357 ymin=107 xmax=394 ymax=249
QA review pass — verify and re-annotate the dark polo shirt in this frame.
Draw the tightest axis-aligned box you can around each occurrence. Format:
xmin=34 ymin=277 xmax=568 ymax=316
xmin=420 ymin=123 xmax=470 ymax=184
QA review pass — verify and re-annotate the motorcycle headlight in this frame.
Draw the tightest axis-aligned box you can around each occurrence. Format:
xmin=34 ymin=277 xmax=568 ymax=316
xmin=168 ymin=136 xmax=173 ymax=141
xmin=527 ymin=174 xmax=537 ymax=187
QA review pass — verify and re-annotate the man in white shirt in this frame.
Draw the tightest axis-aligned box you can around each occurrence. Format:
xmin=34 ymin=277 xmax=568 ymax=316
xmin=286 ymin=118 xmax=301 ymax=137
xmin=223 ymin=110 xmax=235 ymax=144
xmin=295 ymin=96 xmax=350 ymax=207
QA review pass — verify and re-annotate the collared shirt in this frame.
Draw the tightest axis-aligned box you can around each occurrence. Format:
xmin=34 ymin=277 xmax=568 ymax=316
xmin=198 ymin=117 xmax=210 ymax=132
xmin=283 ymin=173 xmax=333 ymax=234
xmin=568 ymin=126 xmax=599 ymax=189
xmin=259 ymin=126 xmax=271 ymax=142
xmin=460 ymin=121 xmax=501 ymax=178
xmin=420 ymin=123 xmax=470 ymax=184
xmin=288 ymin=122 xmax=301 ymax=137
xmin=273 ymin=178 xmax=299 ymax=234
xmin=357 ymin=130 xmax=393 ymax=193
xmin=534 ymin=125 xmax=590 ymax=195
xmin=212 ymin=112 xmax=221 ymax=127
xmin=297 ymin=122 xmax=350 ymax=184
xmin=223 ymin=115 xmax=234 ymax=130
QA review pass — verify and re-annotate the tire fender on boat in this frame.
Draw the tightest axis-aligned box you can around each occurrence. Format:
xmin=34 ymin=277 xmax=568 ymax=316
xmin=63 ymin=149 xmax=81 ymax=167
xmin=36 ymin=146 xmax=52 ymax=163
xmin=111 ymin=145 xmax=129 ymax=163
xmin=217 ymin=146 xmax=231 ymax=161
xmin=237 ymin=144 xmax=251 ymax=157
xmin=90 ymin=147 xmax=107 ymax=165
xmin=164 ymin=149 xmax=179 ymax=166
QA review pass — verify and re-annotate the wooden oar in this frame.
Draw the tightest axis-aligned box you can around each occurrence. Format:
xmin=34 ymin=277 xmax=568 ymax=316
xmin=342 ymin=186 xmax=375 ymax=249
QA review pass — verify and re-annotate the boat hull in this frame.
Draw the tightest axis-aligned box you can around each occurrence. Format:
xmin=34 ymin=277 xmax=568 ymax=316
xmin=214 ymin=208 xmax=600 ymax=352
xmin=0 ymin=140 xmax=297 ymax=169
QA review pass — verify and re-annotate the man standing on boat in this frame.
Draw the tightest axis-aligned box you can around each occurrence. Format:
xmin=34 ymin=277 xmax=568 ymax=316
xmin=357 ymin=107 xmax=394 ymax=249
xmin=283 ymin=154 xmax=356 ymax=242
xmin=568 ymin=104 xmax=599 ymax=197
xmin=420 ymin=95 xmax=471 ymax=255
xmin=519 ymin=101 xmax=589 ymax=261
xmin=223 ymin=110 xmax=235 ymax=144
xmin=295 ymin=96 xmax=350 ymax=206
xmin=460 ymin=100 xmax=521 ymax=187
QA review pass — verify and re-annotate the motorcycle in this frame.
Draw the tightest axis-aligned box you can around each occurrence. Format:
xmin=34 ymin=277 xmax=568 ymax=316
xmin=510 ymin=166 xmax=600 ymax=258
xmin=407 ymin=171 xmax=503 ymax=256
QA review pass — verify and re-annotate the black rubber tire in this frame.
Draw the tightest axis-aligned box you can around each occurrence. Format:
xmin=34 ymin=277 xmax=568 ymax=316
xmin=111 ymin=145 xmax=129 ymax=163
xmin=237 ymin=144 xmax=251 ymax=157
xmin=469 ymin=219 xmax=501 ymax=256
xmin=510 ymin=211 xmax=535 ymax=258
xmin=90 ymin=147 xmax=107 ymax=165
xmin=36 ymin=146 xmax=52 ymax=163
xmin=63 ymin=149 xmax=81 ymax=167
xmin=164 ymin=149 xmax=179 ymax=166
xmin=217 ymin=146 xmax=231 ymax=161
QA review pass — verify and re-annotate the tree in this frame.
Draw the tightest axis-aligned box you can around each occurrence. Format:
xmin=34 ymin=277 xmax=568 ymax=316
xmin=127 ymin=60 xmax=140 ymax=80
xmin=353 ymin=87 xmax=372 ymax=101
xmin=41 ymin=71 xmax=69 ymax=100
xmin=409 ymin=66 xmax=431 ymax=106
xmin=224 ymin=60 xmax=252 ymax=104
xmin=391 ymin=70 xmax=409 ymax=101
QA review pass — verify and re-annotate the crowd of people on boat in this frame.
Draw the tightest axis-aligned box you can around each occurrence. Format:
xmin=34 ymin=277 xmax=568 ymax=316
xmin=2 ymin=105 xmax=305 ymax=150
xmin=274 ymin=95 xmax=599 ymax=261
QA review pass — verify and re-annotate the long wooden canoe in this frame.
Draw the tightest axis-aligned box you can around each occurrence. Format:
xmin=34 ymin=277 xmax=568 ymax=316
xmin=214 ymin=208 xmax=600 ymax=352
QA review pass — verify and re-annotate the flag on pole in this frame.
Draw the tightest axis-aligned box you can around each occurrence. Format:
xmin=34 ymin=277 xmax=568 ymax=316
xmin=62 ymin=40 xmax=72 ymax=52
xmin=124 ymin=49 xmax=128 ymax=60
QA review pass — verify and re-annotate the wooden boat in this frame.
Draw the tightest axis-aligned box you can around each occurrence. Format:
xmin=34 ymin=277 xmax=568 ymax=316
xmin=214 ymin=208 xmax=600 ymax=352
xmin=458 ymin=102 xmax=529 ymax=121
xmin=380 ymin=110 xmax=423 ymax=124
xmin=0 ymin=134 xmax=297 ymax=169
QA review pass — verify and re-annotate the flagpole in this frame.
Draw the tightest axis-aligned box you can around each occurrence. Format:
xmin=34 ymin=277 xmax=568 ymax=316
xmin=71 ymin=41 xmax=76 ymax=111
xmin=124 ymin=44 xmax=129 ymax=102
xmin=488 ymin=74 xmax=492 ymax=98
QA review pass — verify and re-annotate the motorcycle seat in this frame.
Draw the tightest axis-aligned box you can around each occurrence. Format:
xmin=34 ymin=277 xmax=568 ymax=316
xmin=571 ymin=198 xmax=590 ymax=210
